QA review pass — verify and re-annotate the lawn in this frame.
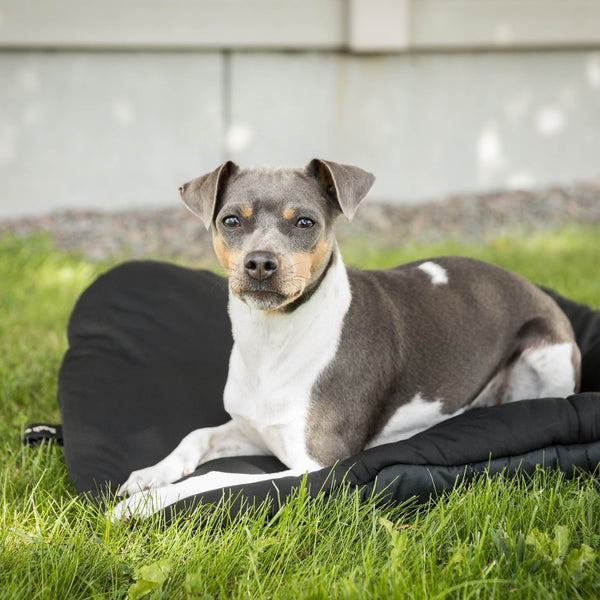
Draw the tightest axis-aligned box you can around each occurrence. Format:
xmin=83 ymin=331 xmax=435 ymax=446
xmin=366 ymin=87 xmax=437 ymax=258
xmin=1 ymin=226 xmax=599 ymax=599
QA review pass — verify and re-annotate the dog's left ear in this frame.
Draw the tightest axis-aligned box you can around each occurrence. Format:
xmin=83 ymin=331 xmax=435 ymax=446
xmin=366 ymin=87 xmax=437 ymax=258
xmin=179 ymin=161 xmax=238 ymax=229
xmin=306 ymin=159 xmax=375 ymax=220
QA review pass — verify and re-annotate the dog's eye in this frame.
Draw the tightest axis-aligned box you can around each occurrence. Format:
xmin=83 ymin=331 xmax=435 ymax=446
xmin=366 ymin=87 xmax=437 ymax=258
xmin=222 ymin=216 xmax=241 ymax=228
xmin=295 ymin=218 xmax=314 ymax=229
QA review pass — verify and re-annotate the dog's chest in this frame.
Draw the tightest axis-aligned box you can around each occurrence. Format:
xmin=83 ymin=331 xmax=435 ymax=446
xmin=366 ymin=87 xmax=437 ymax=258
xmin=224 ymin=342 xmax=318 ymax=465
xmin=224 ymin=262 xmax=351 ymax=465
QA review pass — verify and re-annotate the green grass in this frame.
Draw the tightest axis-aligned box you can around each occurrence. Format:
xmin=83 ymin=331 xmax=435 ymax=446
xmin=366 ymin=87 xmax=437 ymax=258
xmin=1 ymin=227 xmax=599 ymax=599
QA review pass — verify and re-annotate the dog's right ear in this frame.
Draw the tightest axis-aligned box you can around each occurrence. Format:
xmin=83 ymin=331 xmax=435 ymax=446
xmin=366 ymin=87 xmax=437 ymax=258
xmin=179 ymin=161 xmax=238 ymax=229
xmin=306 ymin=158 xmax=375 ymax=221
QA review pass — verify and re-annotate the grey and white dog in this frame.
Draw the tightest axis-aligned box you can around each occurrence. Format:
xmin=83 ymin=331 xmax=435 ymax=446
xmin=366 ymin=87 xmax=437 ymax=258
xmin=110 ymin=159 xmax=580 ymax=522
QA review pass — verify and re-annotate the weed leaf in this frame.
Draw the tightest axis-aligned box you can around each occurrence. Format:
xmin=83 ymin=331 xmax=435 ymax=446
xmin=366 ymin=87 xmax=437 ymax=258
xmin=379 ymin=516 xmax=409 ymax=567
xmin=128 ymin=560 xmax=172 ymax=600
xmin=550 ymin=525 xmax=570 ymax=565
xmin=564 ymin=544 xmax=598 ymax=575
xmin=184 ymin=572 xmax=214 ymax=599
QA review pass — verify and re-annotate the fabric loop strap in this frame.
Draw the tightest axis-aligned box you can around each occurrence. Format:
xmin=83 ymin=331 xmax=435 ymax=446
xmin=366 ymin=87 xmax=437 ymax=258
xmin=23 ymin=423 xmax=64 ymax=446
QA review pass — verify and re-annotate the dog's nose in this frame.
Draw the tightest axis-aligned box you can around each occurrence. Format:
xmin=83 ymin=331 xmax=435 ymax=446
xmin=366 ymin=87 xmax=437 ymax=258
xmin=244 ymin=251 xmax=279 ymax=280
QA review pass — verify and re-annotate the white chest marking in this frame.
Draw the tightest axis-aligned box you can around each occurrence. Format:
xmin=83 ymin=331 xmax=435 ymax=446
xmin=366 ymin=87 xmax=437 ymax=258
xmin=417 ymin=261 xmax=449 ymax=285
xmin=224 ymin=253 xmax=351 ymax=468
xmin=366 ymin=393 xmax=459 ymax=447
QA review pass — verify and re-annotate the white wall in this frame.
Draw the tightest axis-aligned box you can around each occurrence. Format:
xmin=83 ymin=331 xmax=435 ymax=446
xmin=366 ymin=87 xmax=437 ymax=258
xmin=1 ymin=1 xmax=599 ymax=218
xmin=226 ymin=50 xmax=600 ymax=203
xmin=0 ymin=53 xmax=223 ymax=217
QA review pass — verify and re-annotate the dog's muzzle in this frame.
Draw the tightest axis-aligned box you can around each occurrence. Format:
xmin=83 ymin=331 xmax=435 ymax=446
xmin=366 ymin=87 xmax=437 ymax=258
xmin=236 ymin=250 xmax=304 ymax=310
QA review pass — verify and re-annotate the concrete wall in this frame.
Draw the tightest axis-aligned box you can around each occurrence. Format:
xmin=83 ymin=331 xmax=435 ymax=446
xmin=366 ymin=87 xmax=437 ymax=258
xmin=1 ymin=1 xmax=600 ymax=218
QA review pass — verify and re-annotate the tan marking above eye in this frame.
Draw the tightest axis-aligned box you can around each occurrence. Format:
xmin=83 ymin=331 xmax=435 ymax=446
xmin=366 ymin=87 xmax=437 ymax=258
xmin=240 ymin=205 xmax=253 ymax=219
xmin=283 ymin=207 xmax=296 ymax=220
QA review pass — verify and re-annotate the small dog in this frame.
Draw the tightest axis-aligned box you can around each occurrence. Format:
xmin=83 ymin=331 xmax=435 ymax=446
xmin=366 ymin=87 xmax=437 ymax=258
xmin=111 ymin=159 xmax=580 ymax=522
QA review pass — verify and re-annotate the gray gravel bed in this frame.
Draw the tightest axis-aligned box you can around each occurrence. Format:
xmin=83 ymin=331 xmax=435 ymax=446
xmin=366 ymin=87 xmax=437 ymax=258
xmin=1 ymin=180 xmax=599 ymax=263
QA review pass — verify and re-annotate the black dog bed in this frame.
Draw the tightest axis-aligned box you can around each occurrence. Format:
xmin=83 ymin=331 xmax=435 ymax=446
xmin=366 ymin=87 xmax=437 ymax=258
xmin=54 ymin=261 xmax=600 ymax=519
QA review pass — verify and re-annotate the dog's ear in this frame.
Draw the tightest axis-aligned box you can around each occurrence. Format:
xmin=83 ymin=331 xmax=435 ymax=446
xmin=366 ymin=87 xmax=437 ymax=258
xmin=306 ymin=159 xmax=375 ymax=220
xmin=179 ymin=161 xmax=239 ymax=229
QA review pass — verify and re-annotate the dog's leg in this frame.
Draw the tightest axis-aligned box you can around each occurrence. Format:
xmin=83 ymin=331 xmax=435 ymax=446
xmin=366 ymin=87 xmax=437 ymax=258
xmin=117 ymin=420 xmax=268 ymax=497
xmin=472 ymin=341 xmax=578 ymax=407
xmin=503 ymin=342 xmax=578 ymax=402
xmin=110 ymin=464 xmax=321 ymax=524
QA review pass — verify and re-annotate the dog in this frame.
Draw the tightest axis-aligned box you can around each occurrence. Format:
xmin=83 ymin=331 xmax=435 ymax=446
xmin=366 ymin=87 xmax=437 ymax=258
xmin=110 ymin=159 xmax=580 ymax=522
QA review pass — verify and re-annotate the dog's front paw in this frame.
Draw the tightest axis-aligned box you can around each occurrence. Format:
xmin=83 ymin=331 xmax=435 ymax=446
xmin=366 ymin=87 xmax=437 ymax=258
xmin=108 ymin=486 xmax=176 ymax=525
xmin=117 ymin=455 xmax=197 ymax=497
xmin=117 ymin=465 xmax=169 ymax=497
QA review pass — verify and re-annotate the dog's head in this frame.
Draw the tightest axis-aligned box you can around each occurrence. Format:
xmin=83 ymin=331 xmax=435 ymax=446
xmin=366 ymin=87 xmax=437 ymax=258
xmin=179 ymin=159 xmax=375 ymax=311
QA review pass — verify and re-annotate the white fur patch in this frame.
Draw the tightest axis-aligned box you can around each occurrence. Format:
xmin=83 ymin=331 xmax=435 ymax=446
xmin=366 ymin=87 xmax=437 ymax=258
xmin=471 ymin=341 xmax=577 ymax=407
xmin=505 ymin=342 xmax=577 ymax=402
xmin=417 ymin=261 xmax=449 ymax=285
xmin=366 ymin=393 xmax=458 ymax=447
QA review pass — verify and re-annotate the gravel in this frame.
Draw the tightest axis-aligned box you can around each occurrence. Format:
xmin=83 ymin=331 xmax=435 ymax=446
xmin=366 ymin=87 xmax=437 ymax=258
xmin=1 ymin=180 xmax=599 ymax=263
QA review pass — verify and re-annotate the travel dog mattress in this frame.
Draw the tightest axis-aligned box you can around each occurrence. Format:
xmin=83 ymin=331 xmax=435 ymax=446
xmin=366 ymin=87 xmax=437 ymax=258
xmin=55 ymin=261 xmax=600 ymax=519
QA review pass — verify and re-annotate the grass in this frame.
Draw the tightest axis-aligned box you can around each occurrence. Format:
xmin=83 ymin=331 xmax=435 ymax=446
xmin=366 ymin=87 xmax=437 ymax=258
xmin=1 ymin=226 xmax=599 ymax=599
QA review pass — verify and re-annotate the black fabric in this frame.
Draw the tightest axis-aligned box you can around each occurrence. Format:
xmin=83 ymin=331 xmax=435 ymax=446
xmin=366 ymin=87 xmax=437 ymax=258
xmin=164 ymin=394 xmax=600 ymax=523
xmin=58 ymin=262 xmax=237 ymax=498
xmin=56 ymin=261 xmax=600 ymax=514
